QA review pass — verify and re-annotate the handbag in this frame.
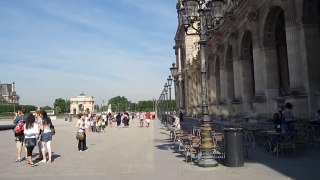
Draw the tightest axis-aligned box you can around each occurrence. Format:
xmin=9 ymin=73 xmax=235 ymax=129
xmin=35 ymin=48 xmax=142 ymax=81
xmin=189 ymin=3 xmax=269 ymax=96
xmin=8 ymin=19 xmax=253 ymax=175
xmin=25 ymin=138 xmax=36 ymax=147
xmin=50 ymin=125 xmax=55 ymax=135
xmin=76 ymin=132 xmax=84 ymax=141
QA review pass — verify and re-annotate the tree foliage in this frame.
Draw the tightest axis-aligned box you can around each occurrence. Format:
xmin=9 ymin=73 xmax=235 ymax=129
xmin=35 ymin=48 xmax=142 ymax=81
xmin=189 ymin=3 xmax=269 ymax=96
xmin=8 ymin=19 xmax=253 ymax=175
xmin=136 ymin=101 xmax=154 ymax=112
xmin=41 ymin=106 xmax=53 ymax=110
xmin=94 ymin=105 xmax=99 ymax=112
xmin=157 ymin=100 xmax=176 ymax=112
xmin=108 ymin=96 xmax=129 ymax=112
xmin=54 ymin=98 xmax=69 ymax=114
xmin=0 ymin=104 xmax=16 ymax=113
xmin=0 ymin=104 xmax=51 ymax=114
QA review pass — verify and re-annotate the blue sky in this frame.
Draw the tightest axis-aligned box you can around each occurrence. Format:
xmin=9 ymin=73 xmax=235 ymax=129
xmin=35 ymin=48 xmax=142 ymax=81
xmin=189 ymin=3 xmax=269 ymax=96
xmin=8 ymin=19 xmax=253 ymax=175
xmin=0 ymin=0 xmax=178 ymax=107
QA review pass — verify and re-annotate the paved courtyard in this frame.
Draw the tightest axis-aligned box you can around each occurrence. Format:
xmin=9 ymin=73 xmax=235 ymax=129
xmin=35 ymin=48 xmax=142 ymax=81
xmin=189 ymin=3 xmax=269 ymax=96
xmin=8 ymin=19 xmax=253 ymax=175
xmin=0 ymin=118 xmax=319 ymax=180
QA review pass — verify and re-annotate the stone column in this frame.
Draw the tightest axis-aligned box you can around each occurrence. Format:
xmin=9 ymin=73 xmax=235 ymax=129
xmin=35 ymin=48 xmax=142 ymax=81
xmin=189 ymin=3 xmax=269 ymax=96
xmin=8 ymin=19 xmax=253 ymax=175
xmin=284 ymin=1 xmax=304 ymax=91
xmin=252 ymin=37 xmax=266 ymax=96
xmin=219 ymin=67 xmax=228 ymax=103
xmin=228 ymin=36 xmax=242 ymax=101
xmin=240 ymin=58 xmax=254 ymax=114
xmin=297 ymin=5 xmax=320 ymax=116
xmin=262 ymin=42 xmax=281 ymax=114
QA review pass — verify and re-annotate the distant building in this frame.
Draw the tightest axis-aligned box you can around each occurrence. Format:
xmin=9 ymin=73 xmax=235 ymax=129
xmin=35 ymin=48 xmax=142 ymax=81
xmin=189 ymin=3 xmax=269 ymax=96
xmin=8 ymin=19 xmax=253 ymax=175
xmin=70 ymin=93 xmax=94 ymax=114
xmin=0 ymin=82 xmax=19 ymax=104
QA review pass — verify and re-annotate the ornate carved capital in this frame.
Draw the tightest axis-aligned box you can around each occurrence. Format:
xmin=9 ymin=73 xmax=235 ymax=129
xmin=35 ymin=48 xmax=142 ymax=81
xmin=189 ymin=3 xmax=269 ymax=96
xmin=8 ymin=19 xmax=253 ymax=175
xmin=216 ymin=43 xmax=224 ymax=52
xmin=227 ymin=29 xmax=238 ymax=39
xmin=247 ymin=9 xmax=260 ymax=22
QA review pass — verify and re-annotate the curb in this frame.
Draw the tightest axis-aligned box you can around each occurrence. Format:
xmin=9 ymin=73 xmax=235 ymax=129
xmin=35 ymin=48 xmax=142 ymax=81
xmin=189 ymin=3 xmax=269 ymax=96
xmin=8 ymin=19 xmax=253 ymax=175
xmin=0 ymin=124 xmax=15 ymax=131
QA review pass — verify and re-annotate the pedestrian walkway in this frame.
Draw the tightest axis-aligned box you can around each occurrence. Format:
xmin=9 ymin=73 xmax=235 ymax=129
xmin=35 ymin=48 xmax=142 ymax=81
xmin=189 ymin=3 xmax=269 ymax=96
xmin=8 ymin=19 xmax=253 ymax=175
xmin=0 ymin=117 xmax=318 ymax=179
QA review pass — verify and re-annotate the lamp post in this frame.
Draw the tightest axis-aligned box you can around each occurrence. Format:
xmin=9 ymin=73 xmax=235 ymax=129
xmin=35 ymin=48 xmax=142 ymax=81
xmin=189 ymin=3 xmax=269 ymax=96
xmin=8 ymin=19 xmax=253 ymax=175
xmin=164 ymin=83 xmax=168 ymax=112
xmin=167 ymin=76 xmax=173 ymax=100
xmin=178 ymin=0 xmax=227 ymax=167
xmin=161 ymin=91 xmax=165 ymax=119
xmin=170 ymin=63 xmax=179 ymax=113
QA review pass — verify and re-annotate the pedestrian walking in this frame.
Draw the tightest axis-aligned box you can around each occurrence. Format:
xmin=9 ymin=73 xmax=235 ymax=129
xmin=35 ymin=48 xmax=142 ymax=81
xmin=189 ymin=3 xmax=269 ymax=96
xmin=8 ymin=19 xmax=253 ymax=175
xmin=139 ymin=111 xmax=144 ymax=127
xmin=39 ymin=111 xmax=53 ymax=163
xmin=108 ymin=113 xmax=113 ymax=127
xmin=34 ymin=110 xmax=42 ymax=160
xmin=145 ymin=111 xmax=151 ymax=127
xmin=116 ymin=113 xmax=122 ymax=128
xmin=24 ymin=114 xmax=39 ymax=167
xmin=76 ymin=114 xmax=87 ymax=152
xmin=13 ymin=109 xmax=27 ymax=163
xmin=123 ymin=112 xmax=130 ymax=127
xmin=101 ymin=119 xmax=106 ymax=132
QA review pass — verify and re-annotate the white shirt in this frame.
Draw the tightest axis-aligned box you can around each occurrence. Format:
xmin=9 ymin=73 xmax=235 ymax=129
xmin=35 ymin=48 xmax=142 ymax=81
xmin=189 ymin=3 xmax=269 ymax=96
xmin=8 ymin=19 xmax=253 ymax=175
xmin=76 ymin=119 xmax=86 ymax=133
xmin=24 ymin=123 xmax=39 ymax=139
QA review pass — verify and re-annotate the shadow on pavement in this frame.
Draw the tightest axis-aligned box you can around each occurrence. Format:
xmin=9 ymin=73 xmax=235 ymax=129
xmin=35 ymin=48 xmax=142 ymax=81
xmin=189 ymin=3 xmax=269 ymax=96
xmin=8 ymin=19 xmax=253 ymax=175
xmin=156 ymin=117 xmax=320 ymax=180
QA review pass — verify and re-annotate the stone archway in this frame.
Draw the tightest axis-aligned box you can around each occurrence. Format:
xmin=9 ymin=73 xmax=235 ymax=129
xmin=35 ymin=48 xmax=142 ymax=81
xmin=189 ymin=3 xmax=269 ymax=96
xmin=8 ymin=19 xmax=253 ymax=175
xmin=264 ymin=6 xmax=289 ymax=96
xmin=73 ymin=108 xmax=76 ymax=114
xmin=79 ymin=104 xmax=84 ymax=113
xmin=240 ymin=30 xmax=255 ymax=100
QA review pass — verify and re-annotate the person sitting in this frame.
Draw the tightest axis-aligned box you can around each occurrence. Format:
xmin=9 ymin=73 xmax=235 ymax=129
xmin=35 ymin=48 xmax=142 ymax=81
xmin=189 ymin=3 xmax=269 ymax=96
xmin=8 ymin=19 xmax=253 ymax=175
xmin=283 ymin=103 xmax=295 ymax=130
xmin=173 ymin=116 xmax=181 ymax=131
xmin=311 ymin=109 xmax=320 ymax=125
xmin=270 ymin=120 xmax=295 ymax=153
xmin=273 ymin=110 xmax=284 ymax=132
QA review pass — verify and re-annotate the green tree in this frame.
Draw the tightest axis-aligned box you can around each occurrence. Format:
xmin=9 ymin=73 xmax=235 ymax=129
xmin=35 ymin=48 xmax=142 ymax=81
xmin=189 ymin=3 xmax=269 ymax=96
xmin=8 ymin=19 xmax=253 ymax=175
xmin=94 ymin=105 xmax=99 ymax=112
xmin=100 ymin=105 xmax=108 ymax=112
xmin=41 ymin=106 xmax=53 ymax=110
xmin=137 ymin=100 xmax=153 ymax=111
xmin=108 ymin=96 xmax=129 ymax=112
xmin=0 ymin=104 xmax=15 ymax=113
xmin=16 ymin=105 xmax=37 ymax=114
xmin=54 ymin=98 xmax=67 ymax=114
xmin=55 ymin=106 xmax=61 ymax=115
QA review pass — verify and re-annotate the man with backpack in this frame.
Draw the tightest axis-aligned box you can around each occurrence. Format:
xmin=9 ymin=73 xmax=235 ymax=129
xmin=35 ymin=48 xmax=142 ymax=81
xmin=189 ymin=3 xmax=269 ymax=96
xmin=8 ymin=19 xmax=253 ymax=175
xmin=13 ymin=109 xmax=27 ymax=162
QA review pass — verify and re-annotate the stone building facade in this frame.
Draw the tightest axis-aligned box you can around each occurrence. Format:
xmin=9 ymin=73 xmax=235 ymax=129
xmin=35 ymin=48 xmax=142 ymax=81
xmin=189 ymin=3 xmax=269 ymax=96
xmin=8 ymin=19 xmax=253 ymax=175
xmin=0 ymin=82 xmax=19 ymax=104
xmin=70 ymin=93 xmax=94 ymax=114
xmin=174 ymin=0 xmax=320 ymax=120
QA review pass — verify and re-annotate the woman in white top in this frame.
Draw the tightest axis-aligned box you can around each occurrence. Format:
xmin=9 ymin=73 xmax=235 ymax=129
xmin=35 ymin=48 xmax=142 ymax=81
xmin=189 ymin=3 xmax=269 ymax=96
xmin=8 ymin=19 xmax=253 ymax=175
xmin=76 ymin=114 xmax=87 ymax=151
xmin=173 ymin=116 xmax=181 ymax=131
xmin=39 ymin=111 xmax=53 ymax=163
xmin=24 ymin=114 xmax=39 ymax=167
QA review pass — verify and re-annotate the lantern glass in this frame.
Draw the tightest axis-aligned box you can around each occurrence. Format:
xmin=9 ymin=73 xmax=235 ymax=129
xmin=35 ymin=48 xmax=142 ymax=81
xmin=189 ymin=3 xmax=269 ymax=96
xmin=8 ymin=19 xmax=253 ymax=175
xmin=183 ymin=0 xmax=199 ymax=22
xmin=170 ymin=63 xmax=178 ymax=77
xmin=179 ymin=8 xmax=189 ymax=27
xmin=213 ymin=1 xmax=224 ymax=19
xmin=167 ymin=76 xmax=173 ymax=86
xmin=164 ymin=83 xmax=168 ymax=91
xmin=204 ymin=9 xmax=214 ymax=29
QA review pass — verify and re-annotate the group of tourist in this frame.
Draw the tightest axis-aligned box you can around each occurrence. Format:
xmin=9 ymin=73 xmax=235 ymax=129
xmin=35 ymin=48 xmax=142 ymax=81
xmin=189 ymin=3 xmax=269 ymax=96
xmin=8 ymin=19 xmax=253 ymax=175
xmin=13 ymin=109 xmax=54 ymax=167
xmin=75 ymin=111 xmax=153 ymax=152
xmin=78 ymin=111 xmax=152 ymax=132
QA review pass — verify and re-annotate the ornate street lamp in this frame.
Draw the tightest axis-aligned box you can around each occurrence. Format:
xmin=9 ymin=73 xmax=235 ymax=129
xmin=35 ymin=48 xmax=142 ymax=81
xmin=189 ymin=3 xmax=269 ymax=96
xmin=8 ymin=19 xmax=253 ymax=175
xmin=178 ymin=0 xmax=228 ymax=167
xmin=170 ymin=62 xmax=179 ymax=113
xmin=170 ymin=63 xmax=178 ymax=79
xmin=164 ymin=83 xmax=168 ymax=112
xmin=167 ymin=76 xmax=173 ymax=100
